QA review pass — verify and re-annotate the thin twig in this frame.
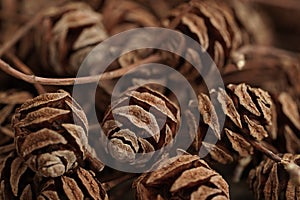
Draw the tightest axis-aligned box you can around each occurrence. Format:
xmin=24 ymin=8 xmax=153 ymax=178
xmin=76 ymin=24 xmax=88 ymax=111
xmin=5 ymin=53 xmax=46 ymax=94
xmin=0 ymin=54 xmax=162 ymax=85
xmin=0 ymin=0 xmax=71 ymax=57
xmin=246 ymin=137 xmax=282 ymax=163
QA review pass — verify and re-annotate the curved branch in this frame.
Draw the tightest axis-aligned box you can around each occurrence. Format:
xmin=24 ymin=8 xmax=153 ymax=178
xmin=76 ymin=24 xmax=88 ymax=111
xmin=0 ymin=54 xmax=162 ymax=86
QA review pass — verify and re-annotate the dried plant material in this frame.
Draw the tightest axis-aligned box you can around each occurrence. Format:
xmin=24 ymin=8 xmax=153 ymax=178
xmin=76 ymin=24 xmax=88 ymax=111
xmin=163 ymin=0 xmax=251 ymax=70
xmin=75 ymin=0 xmax=105 ymax=11
xmin=35 ymin=2 xmax=108 ymax=76
xmin=12 ymin=90 xmax=92 ymax=177
xmin=133 ymin=154 xmax=229 ymax=200
xmin=101 ymin=85 xmax=180 ymax=165
xmin=37 ymin=167 xmax=108 ymax=200
xmin=228 ymin=0 xmax=273 ymax=45
xmin=0 ymin=90 xmax=33 ymax=146
xmin=101 ymin=0 xmax=162 ymax=73
xmin=224 ymin=48 xmax=300 ymax=154
xmin=275 ymin=93 xmax=300 ymax=154
xmin=189 ymin=83 xmax=275 ymax=164
xmin=135 ymin=0 xmax=184 ymax=19
xmin=224 ymin=46 xmax=300 ymax=98
xmin=102 ymin=0 xmax=160 ymax=35
xmin=248 ymin=154 xmax=300 ymax=200
xmin=0 ymin=151 xmax=38 ymax=199
xmin=0 ymin=144 xmax=15 ymax=163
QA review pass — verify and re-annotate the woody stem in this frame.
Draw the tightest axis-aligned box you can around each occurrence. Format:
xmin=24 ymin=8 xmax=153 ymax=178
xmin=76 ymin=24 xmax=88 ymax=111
xmin=0 ymin=54 xmax=162 ymax=85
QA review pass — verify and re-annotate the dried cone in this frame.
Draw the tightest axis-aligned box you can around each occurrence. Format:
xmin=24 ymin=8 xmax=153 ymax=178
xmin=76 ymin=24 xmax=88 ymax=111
xmin=134 ymin=154 xmax=229 ymax=200
xmin=12 ymin=90 xmax=90 ymax=177
xmin=37 ymin=167 xmax=108 ymax=200
xmin=163 ymin=0 xmax=250 ymax=70
xmin=248 ymin=154 xmax=300 ymax=200
xmin=0 ymin=90 xmax=33 ymax=146
xmin=189 ymin=83 xmax=276 ymax=164
xmin=35 ymin=2 xmax=108 ymax=76
xmin=101 ymin=86 xmax=180 ymax=165
xmin=0 ymin=151 xmax=38 ymax=199
xmin=223 ymin=49 xmax=300 ymax=153
xmin=102 ymin=0 xmax=162 ymax=71
xmin=102 ymin=0 xmax=160 ymax=35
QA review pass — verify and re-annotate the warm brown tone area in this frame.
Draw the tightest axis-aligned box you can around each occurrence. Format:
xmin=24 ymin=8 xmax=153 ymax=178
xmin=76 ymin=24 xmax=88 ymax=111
xmin=0 ymin=0 xmax=300 ymax=199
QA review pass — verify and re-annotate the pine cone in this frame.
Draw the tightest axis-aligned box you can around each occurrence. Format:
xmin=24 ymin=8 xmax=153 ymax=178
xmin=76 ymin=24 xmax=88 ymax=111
xmin=248 ymin=154 xmax=300 ymax=200
xmin=188 ymin=83 xmax=276 ymax=164
xmin=0 ymin=90 xmax=33 ymax=146
xmin=35 ymin=2 xmax=108 ymax=76
xmin=12 ymin=90 xmax=90 ymax=177
xmin=163 ymin=0 xmax=250 ymax=70
xmin=0 ymin=151 xmax=38 ymax=199
xmin=223 ymin=49 xmax=300 ymax=154
xmin=102 ymin=0 xmax=160 ymax=35
xmin=101 ymin=0 xmax=161 ymax=70
xmin=37 ymin=167 xmax=108 ymax=200
xmin=133 ymin=154 xmax=229 ymax=200
xmin=101 ymin=85 xmax=180 ymax=166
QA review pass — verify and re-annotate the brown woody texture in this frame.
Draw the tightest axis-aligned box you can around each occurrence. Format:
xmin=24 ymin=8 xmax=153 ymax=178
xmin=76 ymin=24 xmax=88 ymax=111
xmin=223 ymin=49 xmax=300 ymax=154
xmin=101 ymin=86 xmax=180 ymax=165
xmin=102 ymin=0 xmax=161 ymax=71
xmin=160 ymin=0 xmax=273 ymax=92
xmin=12 ymin=90 xmax=90 ymax=177
xmin=223 ymin=47 xmax=300 ymax=99
xmin=134 ymin=154 xmax=229 ymax=200
xmin=163 ymin=0 xmax=249 ymax=71
xmin=0 ymin=148 xmax=108 ymax=200
xmin=0 ymin=150 xmax=37 ymax=200
xmin=248 ymin=154 xmax=300 ymax=200
xmin=34 ymin=2 xmax=108 ymax=76
xmin=37 ymin=167 xmax=108 ymax=200
xmin=273 ymin=93 xmax=300 ymax=154
xmin=187 ymin=83 xmax=276 ymax=164
xmin=0 ymin=90 xmax=33 ymax=146
xmin=102 ymin=0 xmax=160 ymax=35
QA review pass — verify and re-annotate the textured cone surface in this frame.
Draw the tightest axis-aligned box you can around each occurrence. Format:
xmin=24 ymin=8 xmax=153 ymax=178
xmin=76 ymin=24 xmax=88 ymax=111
xmin=248 ymin=154 xmax=300 ymax=200
xmin=102 ymin=0 xmax=160 ymax=35
xmin=134 ymin=154 xmax=229 ymax=200
xmin=37 ymin=167 xmax=108 ymax=200
xmin=163 ymin=0 xmax=250 ymax=72
xmin=0 ymin=151 xmax=37 ymax=199
xmin=35 ymin=2 xmax=108 ymax=76
xmin=12 ymin=90 xmax=89 ymax=177
xmin=224 ymin=50 xmax=300 ymax=154
xmin=189 ymin=83 xmax=275 ymax=164
xmin=101 ymin=0 xmax=162 ymax=73
xmin=101 ymin=86 xmax=180 ymax=165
